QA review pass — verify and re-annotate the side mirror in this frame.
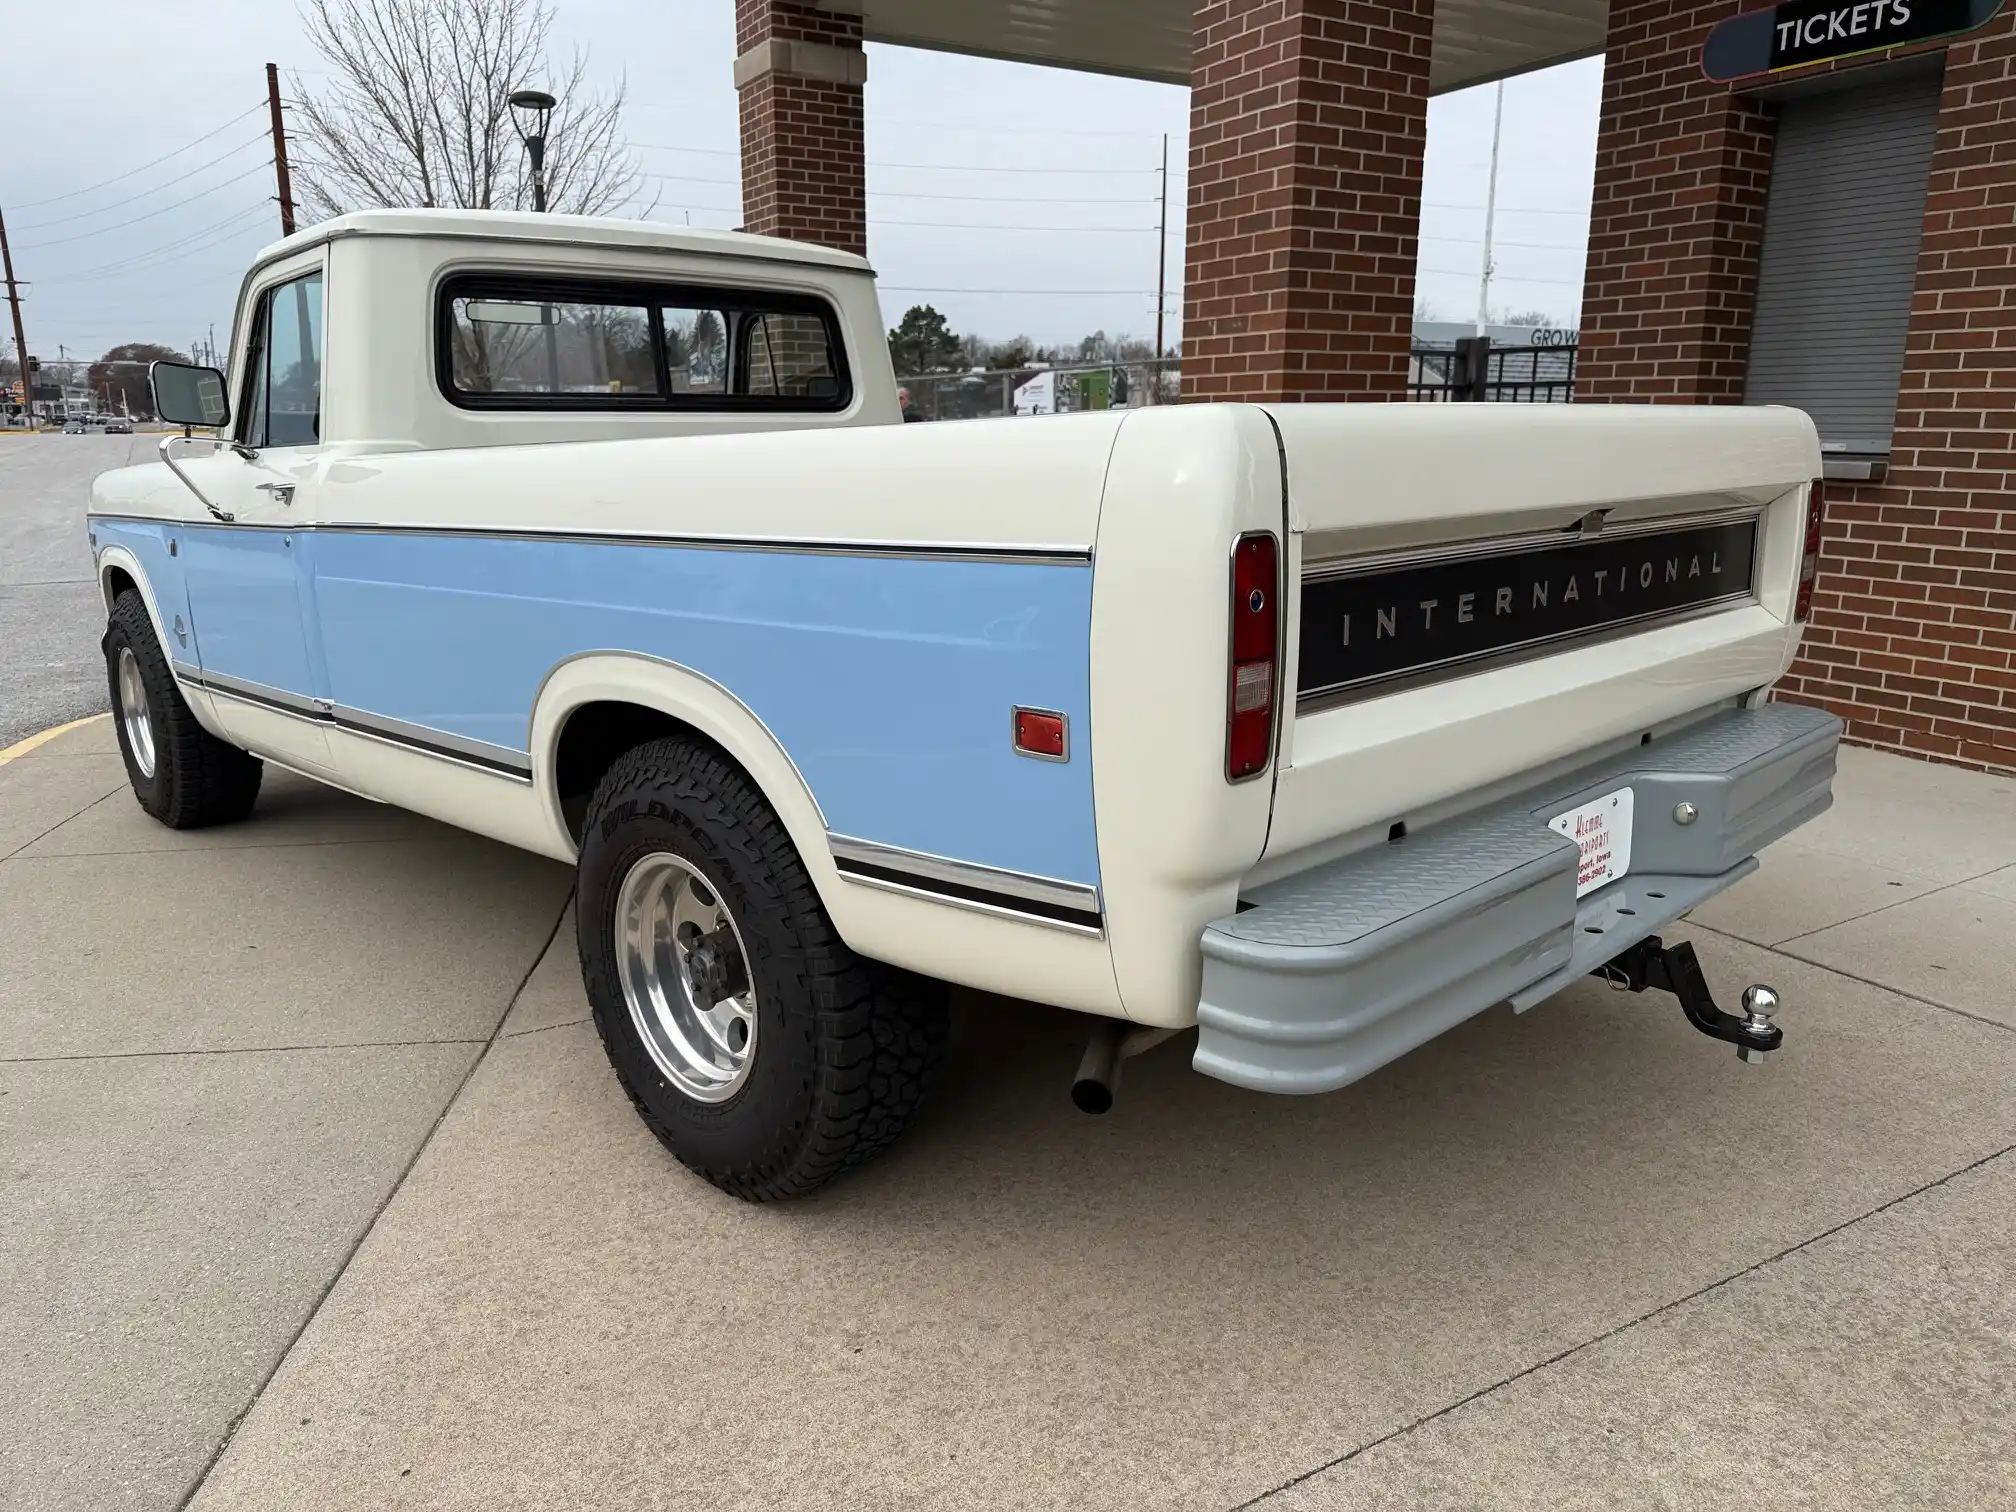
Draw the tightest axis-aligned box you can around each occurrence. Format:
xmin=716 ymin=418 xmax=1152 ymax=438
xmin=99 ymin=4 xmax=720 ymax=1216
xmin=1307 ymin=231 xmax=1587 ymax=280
xmin=150 ymin=360 xmax=230 ymax=429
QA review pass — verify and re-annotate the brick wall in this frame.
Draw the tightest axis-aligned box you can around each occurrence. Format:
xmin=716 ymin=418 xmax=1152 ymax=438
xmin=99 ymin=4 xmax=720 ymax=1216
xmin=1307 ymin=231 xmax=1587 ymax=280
xmin=1777 ymin=12 xmax=2016 ymax=774
xmin=735 ymin=0 xmax=866 ymax=256
xmin=1576 ymin=0 xmax=1775 ymax=402
xmin=1182 ymin=0 xmax=1435 ymax=402
xmin=1579 ymin=2 xmax=2016 ymax=776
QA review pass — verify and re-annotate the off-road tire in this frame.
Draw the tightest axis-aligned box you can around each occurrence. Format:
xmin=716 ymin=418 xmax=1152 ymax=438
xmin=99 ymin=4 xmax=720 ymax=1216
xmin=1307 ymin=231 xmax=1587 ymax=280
xmin=577 ymin=736 xmax=948 ymax=1201
xmin=103 ymin=591 xmax=263 ymax=828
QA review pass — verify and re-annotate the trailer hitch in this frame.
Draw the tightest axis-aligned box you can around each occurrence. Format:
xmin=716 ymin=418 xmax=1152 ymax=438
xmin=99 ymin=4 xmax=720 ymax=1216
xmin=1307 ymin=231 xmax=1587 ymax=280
xmin=1597 ymin=936 xmax=1783 ymax=1064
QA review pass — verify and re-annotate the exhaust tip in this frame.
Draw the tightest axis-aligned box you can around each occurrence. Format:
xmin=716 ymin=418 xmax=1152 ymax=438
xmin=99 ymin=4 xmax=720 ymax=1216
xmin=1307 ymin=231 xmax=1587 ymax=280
xmin=1071 ymin=1077 xmax=1115 ymax=1116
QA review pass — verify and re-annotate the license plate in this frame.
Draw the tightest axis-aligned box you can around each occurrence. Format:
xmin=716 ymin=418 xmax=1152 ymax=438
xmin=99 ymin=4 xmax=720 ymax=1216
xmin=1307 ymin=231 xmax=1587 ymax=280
xmin=1550 ymin=786 xmax=1635 ymax=898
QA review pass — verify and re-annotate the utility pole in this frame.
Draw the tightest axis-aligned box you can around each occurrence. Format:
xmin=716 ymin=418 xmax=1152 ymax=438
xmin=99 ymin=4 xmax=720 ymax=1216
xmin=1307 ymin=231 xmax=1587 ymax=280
xmin=1475 ymin=80 xmax=1505 ymax=337
xmin=0 ymin=202 xmax=33 ymax=428
xmin=267 ymin=62 xmax=297 ymax=235
xmin=1154 ymin=133 xmax=1169 ymax=367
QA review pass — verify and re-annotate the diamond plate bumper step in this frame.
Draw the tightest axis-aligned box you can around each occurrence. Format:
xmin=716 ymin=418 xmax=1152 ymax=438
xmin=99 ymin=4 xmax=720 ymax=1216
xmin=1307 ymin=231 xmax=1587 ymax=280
xmin=1194 ymin=704 xmax=1843 ymax=1094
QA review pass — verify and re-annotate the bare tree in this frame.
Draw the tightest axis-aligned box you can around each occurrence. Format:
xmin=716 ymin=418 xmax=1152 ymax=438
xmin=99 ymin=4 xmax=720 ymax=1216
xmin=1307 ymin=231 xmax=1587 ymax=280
xmin=291 ymin=0 xmax=644 ymax=220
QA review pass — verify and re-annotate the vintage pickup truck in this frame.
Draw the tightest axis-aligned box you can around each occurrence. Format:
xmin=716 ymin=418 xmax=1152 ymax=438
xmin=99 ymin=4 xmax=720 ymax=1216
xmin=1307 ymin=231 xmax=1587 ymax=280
xmin=89 ymin=209 xmax=1839 ymax=1200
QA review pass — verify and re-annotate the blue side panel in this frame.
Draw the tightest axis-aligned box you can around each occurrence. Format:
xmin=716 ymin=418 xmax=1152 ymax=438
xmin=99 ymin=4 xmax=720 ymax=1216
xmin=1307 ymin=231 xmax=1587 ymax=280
xmin=90 ymin=518 xmax=193 ymax=661
xmin=177 ymin=527 xmax=319 ymax=696
xmin=309 ymin=533 xmax=1101 ymax=887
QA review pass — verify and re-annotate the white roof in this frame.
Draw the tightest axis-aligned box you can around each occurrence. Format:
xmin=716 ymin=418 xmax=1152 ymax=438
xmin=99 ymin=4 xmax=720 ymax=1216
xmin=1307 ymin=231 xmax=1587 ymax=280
xmin=252 ymin=208 xmax=874 ymax=274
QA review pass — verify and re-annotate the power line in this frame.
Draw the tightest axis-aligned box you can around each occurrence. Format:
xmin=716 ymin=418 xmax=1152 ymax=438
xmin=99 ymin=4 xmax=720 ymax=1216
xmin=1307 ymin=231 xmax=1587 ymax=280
xmin=18 ymin=164 xmax=272 ymax=250
xmin=631 ymin=141 xmax=1162 ymax=176
xmin=35 ymin=201 xmax=276 ymax=284
xmin=641 ymin=170 xmax=1161 ymax=205
xmin=16 ymin=134 xmax=271 ymax=231
xmin=9 ymin=103 xmax=267 ymax=211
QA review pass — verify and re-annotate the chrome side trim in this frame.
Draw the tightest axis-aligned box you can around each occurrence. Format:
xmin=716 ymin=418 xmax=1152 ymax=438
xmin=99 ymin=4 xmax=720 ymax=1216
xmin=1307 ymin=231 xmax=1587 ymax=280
xmin=330 ymin=702 xmax=532 ymax=774
xmin=1300 ymin=507 xmax=1765 ymax=584
xmin=836 ymin=868 xmax=1105 ymax=938
xmin=827 ymin=832 xmax=1103 ymax=931
xmin=182 ymin=664 xmax=324 ymax=718
xmin=177 ymin=666 xmax=534 ymax=784
xmin=83 ymin=513 xmax=1092 ymax=567
xmin=310 ymin=522 xmax=1093 ymax=566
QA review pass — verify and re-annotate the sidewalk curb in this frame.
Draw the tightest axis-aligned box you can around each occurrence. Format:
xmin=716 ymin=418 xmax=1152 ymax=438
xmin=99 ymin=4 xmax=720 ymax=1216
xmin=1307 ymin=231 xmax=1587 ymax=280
xmin=0 ymin=712 xmax=111 ymax=767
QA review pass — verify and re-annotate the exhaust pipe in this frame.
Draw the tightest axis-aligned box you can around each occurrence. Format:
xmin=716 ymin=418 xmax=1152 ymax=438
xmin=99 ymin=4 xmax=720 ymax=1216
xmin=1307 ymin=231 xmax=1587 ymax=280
xmin=1072 ymin=1019 xmax=1126 ymax=1114
xmin=1072 ymin=1021 xmax=1184 ymax=1115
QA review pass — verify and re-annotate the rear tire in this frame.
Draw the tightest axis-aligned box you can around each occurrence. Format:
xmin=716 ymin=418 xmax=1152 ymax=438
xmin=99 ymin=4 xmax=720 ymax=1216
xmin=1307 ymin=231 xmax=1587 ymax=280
xmin=576 ymin=736 xmax=947 ymax=1201
xmin=103 ymin=590 xmax=262 ymax=828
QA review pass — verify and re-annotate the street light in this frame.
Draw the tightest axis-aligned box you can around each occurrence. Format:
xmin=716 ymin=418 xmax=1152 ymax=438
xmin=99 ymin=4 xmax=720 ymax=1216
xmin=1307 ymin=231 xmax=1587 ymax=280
xmin=508 ymin=88 xmax=557 ymax=213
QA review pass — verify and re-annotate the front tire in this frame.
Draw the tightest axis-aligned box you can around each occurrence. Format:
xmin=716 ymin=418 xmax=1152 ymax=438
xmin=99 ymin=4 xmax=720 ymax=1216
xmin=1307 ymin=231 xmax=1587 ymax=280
xmin=103 ymin=590 xmax=262 ymax=828
xmin=576 ymin=737 xmax=947 ymax=1201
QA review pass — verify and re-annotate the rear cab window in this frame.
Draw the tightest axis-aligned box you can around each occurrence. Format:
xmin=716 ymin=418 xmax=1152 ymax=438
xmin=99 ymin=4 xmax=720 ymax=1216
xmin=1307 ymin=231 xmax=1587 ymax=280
xmin=439 ymin=274 xmax=850 ymax=413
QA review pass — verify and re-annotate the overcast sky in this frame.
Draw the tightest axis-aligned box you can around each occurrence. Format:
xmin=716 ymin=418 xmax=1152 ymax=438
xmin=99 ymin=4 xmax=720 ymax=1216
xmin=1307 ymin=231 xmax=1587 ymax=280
xmin=4 ymin=0 xmax=1601 ymax=363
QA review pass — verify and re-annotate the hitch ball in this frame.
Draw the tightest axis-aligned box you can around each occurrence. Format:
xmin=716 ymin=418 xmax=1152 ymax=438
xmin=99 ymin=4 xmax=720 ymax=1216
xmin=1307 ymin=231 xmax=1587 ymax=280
xmin=1738 ymin=984 xmax=1780 ymax=1065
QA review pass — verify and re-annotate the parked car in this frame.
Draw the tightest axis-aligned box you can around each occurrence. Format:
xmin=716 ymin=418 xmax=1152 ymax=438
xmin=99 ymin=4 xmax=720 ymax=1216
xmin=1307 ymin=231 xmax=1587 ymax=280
xmin=87 ymin=210 xmax=1837 ymax=1199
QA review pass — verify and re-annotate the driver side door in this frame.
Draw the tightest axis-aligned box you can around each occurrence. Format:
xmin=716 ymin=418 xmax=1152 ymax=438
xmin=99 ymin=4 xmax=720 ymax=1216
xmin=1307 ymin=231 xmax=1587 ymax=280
xmin=178 ymin=265 xmax=335 ymax=776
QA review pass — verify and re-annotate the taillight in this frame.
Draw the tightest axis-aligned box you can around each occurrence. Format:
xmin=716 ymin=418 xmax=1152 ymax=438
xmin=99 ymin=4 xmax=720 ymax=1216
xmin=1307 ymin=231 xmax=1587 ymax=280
xmin=1795 ymin=480 xmax=1826 ymax=622
xmin=1228 ymin=533 xmax=1280 ymax=782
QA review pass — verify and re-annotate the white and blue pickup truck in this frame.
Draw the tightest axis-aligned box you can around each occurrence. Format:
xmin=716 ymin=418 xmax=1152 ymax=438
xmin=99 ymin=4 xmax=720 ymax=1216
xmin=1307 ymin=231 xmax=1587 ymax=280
xmin=89 ymin=209 xmax=1839 ymax=1200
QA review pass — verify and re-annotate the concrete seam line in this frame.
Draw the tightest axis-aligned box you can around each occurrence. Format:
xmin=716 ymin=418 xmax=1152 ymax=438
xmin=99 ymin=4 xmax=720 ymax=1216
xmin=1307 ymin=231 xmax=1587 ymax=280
xmin=1764 ymin=861 xmax=2016 ymax=948
xmin=0 ymin=783 xmax=126 ymax=865
xmin=0 ymin=1038 xmax=492 ymax=1065
xmin=171 ymin=888 xmax=577 ymax=1512
xmin=1230 ymin=1141 xmax=2016 ymax=1511
xmin=1687 ymin=919 xmax=2016 ymax=1039
xmin=0 ymin=711 xmax=110 ymax=767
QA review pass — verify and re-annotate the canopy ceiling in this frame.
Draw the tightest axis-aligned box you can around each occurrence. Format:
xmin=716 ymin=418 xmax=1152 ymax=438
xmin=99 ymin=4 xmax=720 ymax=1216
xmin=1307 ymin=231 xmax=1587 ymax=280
xmin=842 ymin=0 xmax=1610 ymax=94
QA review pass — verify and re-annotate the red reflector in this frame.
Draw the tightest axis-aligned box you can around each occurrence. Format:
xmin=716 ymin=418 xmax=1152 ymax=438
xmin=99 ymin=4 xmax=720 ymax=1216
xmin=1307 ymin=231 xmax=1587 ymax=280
xmin=1228 ymin=533 xmax=1280 ymax=781
xmin=1013 ymin=708 xmax=1067 ymax=760
xmin=1795 ymin=479 xmax=1826 ymax=622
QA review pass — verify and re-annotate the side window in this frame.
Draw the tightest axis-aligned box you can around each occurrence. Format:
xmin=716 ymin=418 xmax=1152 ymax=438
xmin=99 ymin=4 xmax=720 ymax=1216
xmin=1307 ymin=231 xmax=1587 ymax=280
xmin=449 ymin=295 xmax=658 ymax=397
xmin=660 ymin=306 xmax=728 ymax=395
xmin=437 ymin=276 xmax=850 ymax=412
xmin=744 ymin=312 xmax=841 ymax=401
xmin=240 ymin=271 xmax=325 ymax=448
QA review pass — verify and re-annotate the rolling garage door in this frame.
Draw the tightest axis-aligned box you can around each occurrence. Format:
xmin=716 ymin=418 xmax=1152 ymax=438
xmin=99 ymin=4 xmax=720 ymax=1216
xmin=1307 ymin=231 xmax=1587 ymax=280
xmin=1746 ymin=68 xmax=1944 ymax=459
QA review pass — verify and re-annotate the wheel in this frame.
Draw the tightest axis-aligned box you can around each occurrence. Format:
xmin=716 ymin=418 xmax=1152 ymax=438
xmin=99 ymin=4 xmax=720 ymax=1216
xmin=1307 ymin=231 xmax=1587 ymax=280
xmin=103 ymin=590 xmax=263 ymax=828
xmin=576 ymin=736 xmax=948 ymax=1201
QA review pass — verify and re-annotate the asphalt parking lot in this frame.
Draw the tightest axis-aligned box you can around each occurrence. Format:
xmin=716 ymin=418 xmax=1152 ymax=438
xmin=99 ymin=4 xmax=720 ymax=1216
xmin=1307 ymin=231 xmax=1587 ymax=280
xmin=3 ymin=703 xmax=2013 ymax=1510
xmin=0 ymin=432 xmax=142 ymax=749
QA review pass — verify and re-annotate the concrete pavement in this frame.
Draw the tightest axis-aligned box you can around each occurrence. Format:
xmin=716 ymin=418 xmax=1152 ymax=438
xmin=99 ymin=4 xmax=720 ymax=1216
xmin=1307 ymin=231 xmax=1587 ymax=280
xmin=0 ymin=433 xmax=147 ymax=749
xmin=2 ymin=719 xmax=2012 ymax=1511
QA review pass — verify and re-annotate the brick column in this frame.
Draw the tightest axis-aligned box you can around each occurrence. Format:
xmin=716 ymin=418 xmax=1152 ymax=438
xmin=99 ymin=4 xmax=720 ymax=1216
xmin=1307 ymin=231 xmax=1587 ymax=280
xmin=1183 ymin=0 xmax=1435 ymax=403
xmin=734 ymin=1 xmax=867 ymax=256
xmin=1777 ymin=12 xmax=2016 ymax=774
xmin=1575 ymin=1 xmax=1775 ymax=402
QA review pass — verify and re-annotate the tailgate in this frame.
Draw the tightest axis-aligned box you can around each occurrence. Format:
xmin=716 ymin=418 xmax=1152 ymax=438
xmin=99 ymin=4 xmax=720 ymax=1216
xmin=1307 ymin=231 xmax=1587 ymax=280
xmin=1256 ymin=403 xmax=1823 ymax=881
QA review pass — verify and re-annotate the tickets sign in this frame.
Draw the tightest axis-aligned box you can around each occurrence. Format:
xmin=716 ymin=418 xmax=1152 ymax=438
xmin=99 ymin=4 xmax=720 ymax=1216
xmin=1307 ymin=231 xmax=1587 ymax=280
xmin=1702 ymin=0 xmax=2004 ymax=81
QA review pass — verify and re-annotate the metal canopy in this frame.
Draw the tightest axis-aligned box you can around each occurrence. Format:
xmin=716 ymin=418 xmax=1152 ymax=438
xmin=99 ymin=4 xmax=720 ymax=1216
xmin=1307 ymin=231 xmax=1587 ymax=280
xmin=846 ymin=0 xmax=1610 ymax=94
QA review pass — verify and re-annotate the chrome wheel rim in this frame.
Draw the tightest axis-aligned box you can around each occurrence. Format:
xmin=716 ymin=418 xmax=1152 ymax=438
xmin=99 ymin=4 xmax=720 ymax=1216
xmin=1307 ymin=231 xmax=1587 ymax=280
xmin=614 ymin=852 xmax=758 ymax=1104
xmin=117 ymin=647 xmax=156 ymax=780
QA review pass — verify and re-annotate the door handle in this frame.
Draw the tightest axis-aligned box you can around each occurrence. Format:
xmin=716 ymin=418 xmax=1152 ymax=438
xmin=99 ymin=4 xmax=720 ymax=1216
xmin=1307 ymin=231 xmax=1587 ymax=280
xmin=254 ymin=482 xmax=297 ymax=506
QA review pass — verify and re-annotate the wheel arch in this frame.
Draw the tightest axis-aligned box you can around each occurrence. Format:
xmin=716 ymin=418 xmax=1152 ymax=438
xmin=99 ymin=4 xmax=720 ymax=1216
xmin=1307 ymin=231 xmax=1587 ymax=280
xmin=530 ymin=652 xmax=837 ymax=897
xmin=95 ymin=547 xmax=169 ymax=645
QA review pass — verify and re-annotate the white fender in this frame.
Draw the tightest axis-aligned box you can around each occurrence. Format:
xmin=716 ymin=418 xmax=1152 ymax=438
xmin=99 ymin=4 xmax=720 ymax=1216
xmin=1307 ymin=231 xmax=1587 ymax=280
xmin=529 ymin=652 xmax=1126 ymax=1016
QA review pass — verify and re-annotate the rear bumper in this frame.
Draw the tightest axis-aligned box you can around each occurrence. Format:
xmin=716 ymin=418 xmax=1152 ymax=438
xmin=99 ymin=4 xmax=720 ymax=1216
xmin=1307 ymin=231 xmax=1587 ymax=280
xmin=1193 ymin=703 xmax=1842 ymax=1094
